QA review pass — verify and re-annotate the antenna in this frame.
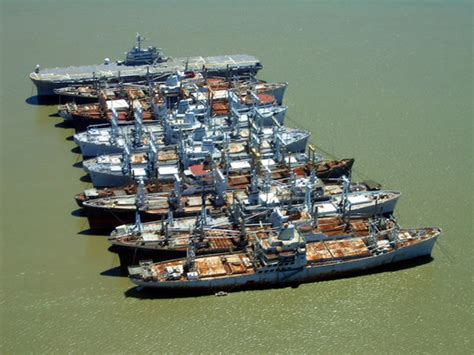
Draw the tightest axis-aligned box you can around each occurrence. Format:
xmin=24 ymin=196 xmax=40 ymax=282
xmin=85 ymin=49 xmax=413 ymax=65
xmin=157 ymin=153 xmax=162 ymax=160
xmin=136 ymin=33 xmax=142 ymax=50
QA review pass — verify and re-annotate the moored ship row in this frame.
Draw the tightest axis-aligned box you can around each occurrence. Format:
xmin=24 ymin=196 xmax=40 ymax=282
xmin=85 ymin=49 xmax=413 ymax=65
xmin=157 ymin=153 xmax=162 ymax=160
xmin=31 ymin=34 xmax=441 ymax=295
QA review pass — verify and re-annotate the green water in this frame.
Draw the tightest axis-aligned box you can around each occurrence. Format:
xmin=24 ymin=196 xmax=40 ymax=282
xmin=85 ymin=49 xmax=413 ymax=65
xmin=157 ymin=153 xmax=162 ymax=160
xmin=1 ymin=0 xmax=472 ymax=353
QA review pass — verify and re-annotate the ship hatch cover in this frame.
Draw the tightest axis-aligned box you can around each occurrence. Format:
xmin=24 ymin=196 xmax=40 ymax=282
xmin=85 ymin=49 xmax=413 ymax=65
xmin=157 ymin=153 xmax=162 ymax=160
xmin=142 ymin=233 xmax=160 ymax=241
xmin=347 ymin=195 xmax=370 ymax=204
xmin=132 ymin=168 xmax=147 ymax=176
xmin=230 ymin=161 xmax=251 ymax=170
xmin=261 ymin=158 xmax=276 ymax=168
xmin=158 ymin=166 xmax=179 ymax=177
xmin=84 ymin=189 xmax=99 ymax=198
xmin=106 ymin=99 xmax=129 ymax=110
xmin=189 ymin=164 xmax=209 ymax=177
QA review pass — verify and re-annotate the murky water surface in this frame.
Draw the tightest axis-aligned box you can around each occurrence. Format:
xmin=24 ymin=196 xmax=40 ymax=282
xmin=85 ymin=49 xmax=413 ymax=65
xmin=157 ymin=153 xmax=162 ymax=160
xmin=1 ymin=0 xmax=472 ymax=352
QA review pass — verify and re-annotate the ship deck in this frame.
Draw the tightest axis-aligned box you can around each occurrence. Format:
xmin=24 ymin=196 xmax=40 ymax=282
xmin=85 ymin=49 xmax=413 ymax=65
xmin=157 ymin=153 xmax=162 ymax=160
xmin=132 ymin=228 xmax=440 ymax=288
xmin=150 ymin=238 xmax=374 ymax=282
xmin=306 ymin=238 xmax=371 ymax=262
xmin=151 ymin=253 xmax=254 ymax=281
xmin=31 ymin=55 xmax=261 ymax=82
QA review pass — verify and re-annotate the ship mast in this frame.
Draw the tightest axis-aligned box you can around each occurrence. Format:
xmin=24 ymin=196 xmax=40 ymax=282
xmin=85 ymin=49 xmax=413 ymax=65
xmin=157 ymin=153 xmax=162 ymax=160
xmin=132 ymin=107 xmax=144 ymax=148
xmin=195 ymin=201 xmax=210 ymax=242
xmin=121 ymin=144 xmax=131 ymax=175
xmin=136 ymin=33 xmax=142 ymax=51
xmin=213 ymin=168 xmax=227 ymax=207
xmin=339 ymin=175 xmax=352 ymax=219
xmin=110 ymin=107 xmax=119 ymax=145
xmin=186 ymin=237 xmax=196 ymax=272
xmin=171 ymin=173 xmax=183 ymax=212
xmin=135 ymin=177 xmax=146 ymax=210
xmin=272 ymin=117 xmax=284 ymax=163
xmin=308 ymin=144 xmax=317 ymax=170
xmin=147 ymin=132 xmax=158 ymax=178
xmin=308 ymin=165 xmax=318 ymax=227
xmin=248 ymin=148 xmax=261 ymax=205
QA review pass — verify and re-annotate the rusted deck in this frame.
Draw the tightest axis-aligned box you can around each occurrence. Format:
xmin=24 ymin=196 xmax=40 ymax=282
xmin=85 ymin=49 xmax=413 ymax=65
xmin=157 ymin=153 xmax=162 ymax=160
xmin=306 ymin=238 xmax=371 ymax=262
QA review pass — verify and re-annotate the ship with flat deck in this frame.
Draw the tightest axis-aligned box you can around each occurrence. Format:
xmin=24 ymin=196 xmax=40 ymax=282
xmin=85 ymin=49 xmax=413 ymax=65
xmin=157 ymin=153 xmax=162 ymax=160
xmin=30 ymin=34 xmax=262 ymax=96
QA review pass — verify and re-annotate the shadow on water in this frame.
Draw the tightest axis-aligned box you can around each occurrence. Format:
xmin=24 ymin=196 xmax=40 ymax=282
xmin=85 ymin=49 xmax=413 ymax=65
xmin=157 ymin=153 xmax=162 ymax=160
xmin=77 ymin=228 xmax=99 ymax=236
xmin=124 ymin=286 xmax=217 ymax=299
xmin=71 ymin=209 xmax=112 ymax=236
xmin=80 ymin=174 xmax=92 ymax=183
xmin=123 ymin=256 xmax=435 ymax=300
xmin=54 ymin=120 xmax=74 ymax=129
xmin=25 ymin=95 xmax=59 ymax=106
xmin=71 ymin=211 xmax=113 ymax=235
xmin=101 ymin=266 xmax=127 ymax=278
xmin=68 ymin=136 xmax=77 ymax=142
xmin=77 ymin=228 xmax=110 ymax=236
xmin=71 ymin=208 xmax=85 ymax=218
xmin=73 ymin=160 xmax=83 ymax=168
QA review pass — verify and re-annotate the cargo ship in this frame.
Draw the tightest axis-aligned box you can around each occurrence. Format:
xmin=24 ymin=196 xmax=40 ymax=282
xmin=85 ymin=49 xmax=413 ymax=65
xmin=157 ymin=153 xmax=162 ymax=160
xmin=129 ymin=224 xmax=441 ymax=292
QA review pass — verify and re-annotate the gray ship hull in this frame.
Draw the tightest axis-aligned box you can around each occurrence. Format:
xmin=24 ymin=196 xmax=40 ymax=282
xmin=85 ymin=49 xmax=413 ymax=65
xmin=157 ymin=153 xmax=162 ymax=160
xmin=264 ymin=82 xmax=288 ymax=106
xmin=84 ymin=162 xmax=178 ymax=187
xmin=244 ymin=191 xmax=401 ymax=219
xmin=30 ymin=54 xmax=262 ymax=96
xmin=73 ymin=122 xmax=163 ymax=157
xmin=88 ymin=169 xmax=134 ymax=188
xmin=317 ymin=195 xmax=400 ymax=218
xmin=74 ymin=122 xmax=305 ymax=158
xmin=130 ymin=233 xmax=438 ymax=291
xmin=75 ymin=139 xmax=124 ymax=157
